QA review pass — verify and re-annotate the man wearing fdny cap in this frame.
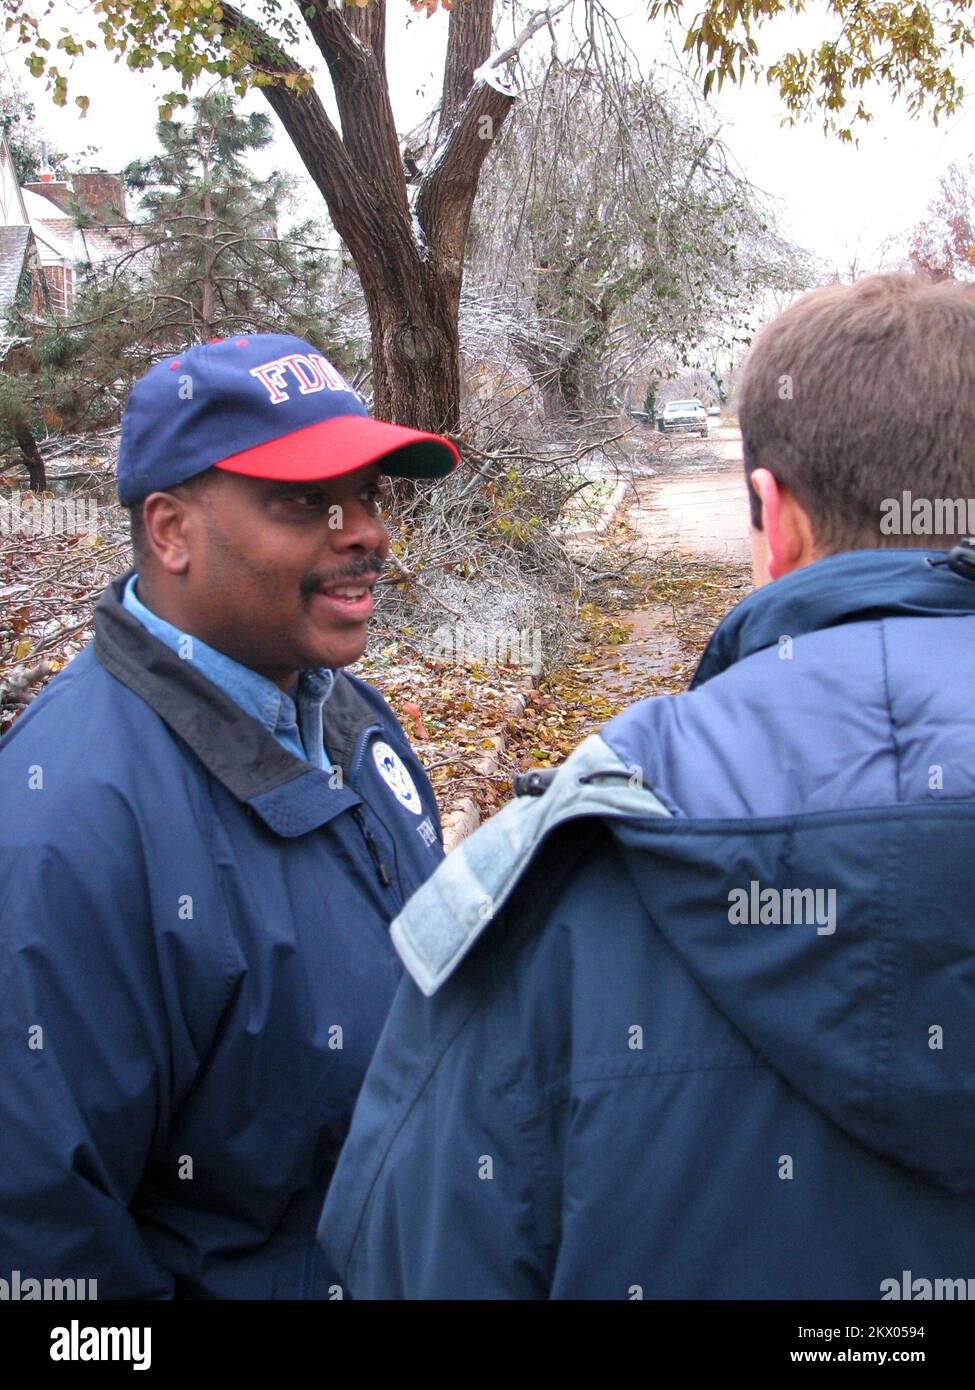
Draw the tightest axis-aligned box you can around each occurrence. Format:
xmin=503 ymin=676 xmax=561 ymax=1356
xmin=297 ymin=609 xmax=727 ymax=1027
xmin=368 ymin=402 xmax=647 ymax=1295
xmin=0 ymin=334 xmax=457 ymax=1298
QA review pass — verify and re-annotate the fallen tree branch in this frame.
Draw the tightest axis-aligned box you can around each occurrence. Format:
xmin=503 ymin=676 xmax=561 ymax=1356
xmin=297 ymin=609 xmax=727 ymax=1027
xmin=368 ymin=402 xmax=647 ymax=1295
xmin=0 ymin=658 xmax=53 ymax=708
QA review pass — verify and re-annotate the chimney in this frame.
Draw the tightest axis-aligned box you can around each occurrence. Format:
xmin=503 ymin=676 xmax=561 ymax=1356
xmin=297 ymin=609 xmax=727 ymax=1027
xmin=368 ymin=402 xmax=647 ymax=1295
xmin=71 ymin=172 xmax=127 ymax=224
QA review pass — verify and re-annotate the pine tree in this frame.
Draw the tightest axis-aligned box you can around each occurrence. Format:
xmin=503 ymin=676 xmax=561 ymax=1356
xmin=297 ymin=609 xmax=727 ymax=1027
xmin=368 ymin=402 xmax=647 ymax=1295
xmin=120 ymin=87 xmax=346 ymax=345
xmin=1 ymin=87 xmax=365 ymax=489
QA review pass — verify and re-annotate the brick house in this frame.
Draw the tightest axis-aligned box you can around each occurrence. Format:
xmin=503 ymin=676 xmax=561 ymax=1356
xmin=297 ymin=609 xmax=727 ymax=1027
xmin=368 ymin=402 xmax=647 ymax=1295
xmin=0 ymin=127 xmax=149 ymax=327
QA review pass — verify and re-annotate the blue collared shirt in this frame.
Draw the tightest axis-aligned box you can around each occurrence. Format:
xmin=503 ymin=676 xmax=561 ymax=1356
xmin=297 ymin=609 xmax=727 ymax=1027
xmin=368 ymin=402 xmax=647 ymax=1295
xmin=122 ymin=573 xmax=334 ymax=768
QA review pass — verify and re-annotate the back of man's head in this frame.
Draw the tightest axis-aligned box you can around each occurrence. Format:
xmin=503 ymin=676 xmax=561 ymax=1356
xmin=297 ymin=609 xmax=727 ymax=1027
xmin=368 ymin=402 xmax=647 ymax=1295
xmin=738 ymin=272 xmax=975 ymax=552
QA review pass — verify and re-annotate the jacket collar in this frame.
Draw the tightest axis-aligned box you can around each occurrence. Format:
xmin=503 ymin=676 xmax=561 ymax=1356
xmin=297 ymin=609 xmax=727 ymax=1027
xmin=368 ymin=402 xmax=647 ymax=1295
xmin=121 ymin=569 xmax=335 ymax=740
xmin=93 ymin=571 xmax=373 ymax=830
xmin=692 ymin=548 xmax=975 ymax=688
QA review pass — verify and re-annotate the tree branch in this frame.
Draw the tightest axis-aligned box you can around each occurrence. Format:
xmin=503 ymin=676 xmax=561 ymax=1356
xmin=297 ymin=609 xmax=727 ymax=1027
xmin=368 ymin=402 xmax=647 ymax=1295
xmin=416 ymin=80 xmax=515 ymax=266
xmin=417 ymin=2 xmax=572 ymax=265
xmin=342 ymin=0 xmax=387 ymax=74
xmin=438 ymin=0 xmax=494 ymax=140
xmin=219 ymin=4 xmax=377 ymax=254
xmin=298 ymin=0 xmax=407 ymax=218
xmin=482 ymin=0 xmax=572 ymax=75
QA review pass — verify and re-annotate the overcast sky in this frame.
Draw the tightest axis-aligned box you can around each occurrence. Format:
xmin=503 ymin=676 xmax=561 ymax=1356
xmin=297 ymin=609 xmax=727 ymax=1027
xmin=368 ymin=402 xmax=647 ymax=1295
xmin=6 ymin=0 xmax=975 ymax=274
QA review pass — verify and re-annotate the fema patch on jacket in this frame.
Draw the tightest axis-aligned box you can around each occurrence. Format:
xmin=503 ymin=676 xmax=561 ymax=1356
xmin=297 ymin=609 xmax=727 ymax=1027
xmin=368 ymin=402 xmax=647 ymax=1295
xmin=372 ymin=740 xmax=423 ymax=815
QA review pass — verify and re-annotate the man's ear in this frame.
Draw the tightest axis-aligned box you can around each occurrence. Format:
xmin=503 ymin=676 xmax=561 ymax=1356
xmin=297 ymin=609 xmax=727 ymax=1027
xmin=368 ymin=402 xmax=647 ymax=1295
xmin=749 ymin=468 xmax=816 ymax=581
xmin=141 ymin=491 xmax=193 ymax=576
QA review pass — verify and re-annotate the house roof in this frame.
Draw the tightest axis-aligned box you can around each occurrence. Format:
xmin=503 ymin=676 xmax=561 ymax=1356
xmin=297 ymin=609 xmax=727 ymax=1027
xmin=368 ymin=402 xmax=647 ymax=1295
xmin=20 ymin=186 xmax=150 ymax=270
xmin=79 ymin=223 xmax=151 ymax=263
xmin=0 ymin=223 xmax=31 ymax=311
xmin=20 ymin=184 xmax=65 ymax=216
xmin=20 ymin=189 xmax=76 ymax=264
xmin=21 ymin=186 xmax=68 ymax=221
xmin=34 ymin=214 xmax=75 ymax=238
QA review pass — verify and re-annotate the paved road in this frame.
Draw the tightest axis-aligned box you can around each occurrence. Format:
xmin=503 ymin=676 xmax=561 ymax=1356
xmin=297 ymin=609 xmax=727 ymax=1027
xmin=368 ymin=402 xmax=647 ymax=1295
xmin=630 ymin=420 xmax=752 ymax=563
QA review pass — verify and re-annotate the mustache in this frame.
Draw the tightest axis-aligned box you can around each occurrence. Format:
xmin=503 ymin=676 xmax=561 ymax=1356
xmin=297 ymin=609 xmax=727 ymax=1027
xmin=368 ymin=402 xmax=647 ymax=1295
xmin=299 ymin=554 xmax=386 ymax=598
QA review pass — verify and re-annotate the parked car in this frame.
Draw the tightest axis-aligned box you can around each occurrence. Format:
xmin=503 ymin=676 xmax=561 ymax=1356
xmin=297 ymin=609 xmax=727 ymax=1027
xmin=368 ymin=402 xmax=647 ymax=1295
xmin=660 ymin=399 xmax=708 ymax=436
xmin=707 ymin=404 xmax=721 ymax=417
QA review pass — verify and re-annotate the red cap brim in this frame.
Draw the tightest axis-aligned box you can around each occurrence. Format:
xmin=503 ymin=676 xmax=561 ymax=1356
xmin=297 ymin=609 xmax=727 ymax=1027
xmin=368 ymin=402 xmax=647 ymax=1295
xmin=212 ymin=415 xmax=458 ymax=482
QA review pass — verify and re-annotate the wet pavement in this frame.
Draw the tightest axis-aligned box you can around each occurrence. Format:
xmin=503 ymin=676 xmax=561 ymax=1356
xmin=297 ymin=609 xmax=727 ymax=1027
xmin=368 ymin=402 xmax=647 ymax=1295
xmin=628 ymin=420 xmax=751 ymax=564
xmin=589 ymin=419 xmax=754 ymax=700
xmin=592 ymin=602 xmax=686 ymax=697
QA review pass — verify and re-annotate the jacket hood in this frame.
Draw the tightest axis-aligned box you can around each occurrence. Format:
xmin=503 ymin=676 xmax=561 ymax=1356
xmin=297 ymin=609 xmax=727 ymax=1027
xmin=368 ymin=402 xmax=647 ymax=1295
xmin=609 ymin=804 xmax=975 ymax=1196
xmin=692 ymin=546 xmax=975 ymax=684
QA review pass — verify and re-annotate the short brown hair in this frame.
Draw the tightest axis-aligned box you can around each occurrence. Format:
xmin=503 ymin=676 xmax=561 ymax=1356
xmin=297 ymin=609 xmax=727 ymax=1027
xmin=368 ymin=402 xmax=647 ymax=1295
xmin=737 ymin=273 xmax=975 ymax=551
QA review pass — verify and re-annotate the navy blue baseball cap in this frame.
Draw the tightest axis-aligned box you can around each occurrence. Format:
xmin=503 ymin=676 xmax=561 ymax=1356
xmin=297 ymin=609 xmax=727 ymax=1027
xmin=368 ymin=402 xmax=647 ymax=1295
xmin=117 ymin=333 xmax=459 ymax=506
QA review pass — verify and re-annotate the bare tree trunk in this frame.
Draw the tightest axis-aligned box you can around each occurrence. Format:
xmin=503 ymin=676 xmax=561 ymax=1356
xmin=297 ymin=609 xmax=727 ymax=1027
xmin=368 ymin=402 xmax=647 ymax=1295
xmin=12 ymin=420 xmax=46 ymax=492
xmin=555 ymin=265 xmax=661 ymax=414
xmin=2 ymin=344 xmax=47 ymax=490
xmin=198 ymin=127 xmax=216 ymax=337
xmin=552 ymin=299 xmax=614 ymax=415
xmin=368 ymin=266 xmax=461 ymax=433
xmin=221 ymin=0 xmax=515 ymax=434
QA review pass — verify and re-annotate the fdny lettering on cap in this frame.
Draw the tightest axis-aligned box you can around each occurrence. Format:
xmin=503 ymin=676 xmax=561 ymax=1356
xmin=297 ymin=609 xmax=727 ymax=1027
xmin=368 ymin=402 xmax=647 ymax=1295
xmin=250 ymin=353 xmax=352 ymax=404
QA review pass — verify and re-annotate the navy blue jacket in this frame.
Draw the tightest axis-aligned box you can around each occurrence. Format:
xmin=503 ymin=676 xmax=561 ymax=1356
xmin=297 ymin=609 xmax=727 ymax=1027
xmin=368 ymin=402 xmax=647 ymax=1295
xmin=320 ymin=549 xmax=975 ymax=1298
xmin=0 ymin=572 xmax=443 ymax=1298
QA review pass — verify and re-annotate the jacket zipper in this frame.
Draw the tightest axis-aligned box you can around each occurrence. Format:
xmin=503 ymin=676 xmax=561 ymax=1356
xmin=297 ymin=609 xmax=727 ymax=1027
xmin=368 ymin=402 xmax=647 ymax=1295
xmin=346 ymin=723 xmax=398 ymax=895
xmin=349 ymin=722 xmax=381 ymax=783
xmin=353 ymin=806 xmax=392 ymax=888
